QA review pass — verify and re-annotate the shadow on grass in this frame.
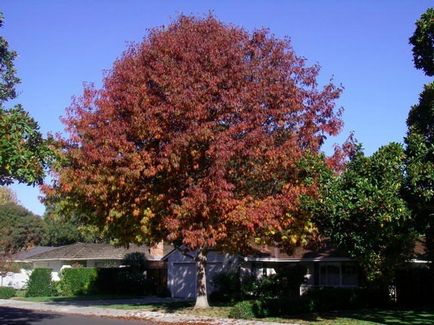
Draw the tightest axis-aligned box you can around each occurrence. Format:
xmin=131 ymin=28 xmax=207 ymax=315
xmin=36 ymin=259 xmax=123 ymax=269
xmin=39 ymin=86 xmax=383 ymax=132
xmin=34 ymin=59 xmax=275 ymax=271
xmin=279 ymin=308 xmax=434 ymax=325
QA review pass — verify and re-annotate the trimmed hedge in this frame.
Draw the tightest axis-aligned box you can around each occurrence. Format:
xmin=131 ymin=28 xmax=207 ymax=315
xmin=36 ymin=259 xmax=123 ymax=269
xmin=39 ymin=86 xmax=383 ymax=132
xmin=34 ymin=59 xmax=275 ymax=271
xmin=229 ymin=287 xmax=390 ymax=318
xmin=26 ymin=268 xmax=54 ymax=297
xmin=57 ymin=268 xmax=98 ymax=296
xmin=0 ymin=287 xmax=16 ymax=299
xmin=55 ymin=267 xmax=154 ymax=296
xmin=93 ymin=268 xmax=153 ymax=295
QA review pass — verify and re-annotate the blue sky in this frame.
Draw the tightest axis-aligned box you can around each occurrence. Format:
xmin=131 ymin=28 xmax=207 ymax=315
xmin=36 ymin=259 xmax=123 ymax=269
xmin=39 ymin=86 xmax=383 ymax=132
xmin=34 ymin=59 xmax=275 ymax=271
xmin=1 ymin=0 xmax=432 ymax=215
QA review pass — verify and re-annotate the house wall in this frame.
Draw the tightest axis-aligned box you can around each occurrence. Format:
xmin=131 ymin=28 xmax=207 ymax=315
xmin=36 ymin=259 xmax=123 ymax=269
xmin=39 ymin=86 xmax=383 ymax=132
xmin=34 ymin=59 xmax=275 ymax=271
xmin=167 ymin=250 xmax=239 ymax=298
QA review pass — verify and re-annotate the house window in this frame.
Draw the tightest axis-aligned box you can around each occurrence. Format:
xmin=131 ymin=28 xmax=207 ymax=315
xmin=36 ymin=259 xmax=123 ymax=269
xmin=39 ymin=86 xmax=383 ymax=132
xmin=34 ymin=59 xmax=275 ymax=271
xmin=319 ymin=262 xmax=358 ymax=287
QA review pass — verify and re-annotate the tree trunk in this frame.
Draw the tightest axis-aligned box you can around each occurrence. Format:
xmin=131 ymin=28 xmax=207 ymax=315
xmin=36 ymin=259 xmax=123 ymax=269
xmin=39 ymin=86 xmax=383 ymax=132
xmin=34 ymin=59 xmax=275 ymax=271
xmin=194 ymin=247 xmax=209 ymax=309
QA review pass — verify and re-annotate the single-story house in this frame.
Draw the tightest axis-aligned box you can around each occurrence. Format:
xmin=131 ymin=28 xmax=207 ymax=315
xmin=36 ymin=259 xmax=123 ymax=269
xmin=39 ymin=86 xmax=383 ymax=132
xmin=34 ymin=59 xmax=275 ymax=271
xmin=8 ymin=242 xmax=172 ymax=289
xmin=165 ymin=239 xmax=429 ymax=299
xmin=164 ymin=243 xmax=358 ymax=299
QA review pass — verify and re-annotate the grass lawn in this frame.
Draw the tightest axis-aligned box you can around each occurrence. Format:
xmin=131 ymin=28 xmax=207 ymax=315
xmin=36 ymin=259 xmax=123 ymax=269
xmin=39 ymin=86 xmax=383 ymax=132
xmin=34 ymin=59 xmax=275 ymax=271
xmin=12 ymin=295 xmax=434 ymax=324
xmin=100 ymin=301 xmax=434 ymax=325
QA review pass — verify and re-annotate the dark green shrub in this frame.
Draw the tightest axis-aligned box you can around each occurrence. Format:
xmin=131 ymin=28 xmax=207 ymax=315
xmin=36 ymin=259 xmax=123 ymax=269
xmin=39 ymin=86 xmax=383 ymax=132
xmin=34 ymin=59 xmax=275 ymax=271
xmin=210 ymin=271 xmax=241 ymax=303
xmin=303 ymin=287 xmax=389 ymax=312
xmin=121 ymin=252 xmax=147 ymax=272
xmin=0 ymin=286 xmax=16 ymax=299
xmin=58 ymin=268 xmax=98 ymax=296
xmin=228 ymin=300 xmax=256 ymax=319
xmin=26 ymin=268 xmax=54 ymax=297
xmin=93 ymin=268 xmax=153 ymax=295
xmin=250 ymin=265 xmax=307 ymax=300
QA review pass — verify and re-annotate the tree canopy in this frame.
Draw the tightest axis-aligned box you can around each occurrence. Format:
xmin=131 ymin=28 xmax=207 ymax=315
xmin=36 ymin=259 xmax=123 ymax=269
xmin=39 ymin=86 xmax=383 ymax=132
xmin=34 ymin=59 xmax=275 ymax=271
xmin=0 ymin=202 xmax=45 ymax=255
xmin=0 ymin=12 xmax=52 ymax=186
xmin=41 ymin=207 xmax=104 ymax=246
xmin=311 ymin=143 xmax=415 ymax=283
xmin=409 ymin=8 xmax=434 ymax=76
xmin=45 ymin=15 xmax=345 ymax=307
xmin=406 ymin=7 xmax=434 ymax=271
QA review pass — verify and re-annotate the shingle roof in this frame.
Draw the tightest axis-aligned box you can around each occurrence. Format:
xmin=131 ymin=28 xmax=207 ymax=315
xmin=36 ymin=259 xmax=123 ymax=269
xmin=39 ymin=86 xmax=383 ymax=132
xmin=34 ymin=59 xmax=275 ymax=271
xmin=13 ymin=246 xmax=57 ymax=261
xmin=23 ymin=242 xmax=173 ymax=261
xmin=248 ymin=241 xmax=351 ymax=261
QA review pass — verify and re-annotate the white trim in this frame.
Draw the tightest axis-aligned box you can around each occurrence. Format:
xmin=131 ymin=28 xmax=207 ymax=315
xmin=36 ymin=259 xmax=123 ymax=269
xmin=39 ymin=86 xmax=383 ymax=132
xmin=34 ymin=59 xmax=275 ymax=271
xmin=410 ymin=259 xmax=429 ymax=264
xmin=246 ymin=257 xmax=353 ymax=263
xmin=25 ymin=257 xmax=163 ymax=262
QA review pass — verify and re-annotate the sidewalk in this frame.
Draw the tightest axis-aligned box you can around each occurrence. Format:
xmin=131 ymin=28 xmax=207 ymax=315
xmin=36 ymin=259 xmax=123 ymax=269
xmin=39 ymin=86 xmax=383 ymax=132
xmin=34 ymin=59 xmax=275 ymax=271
xmin=0 ymin=299 xmax=295 ymax=325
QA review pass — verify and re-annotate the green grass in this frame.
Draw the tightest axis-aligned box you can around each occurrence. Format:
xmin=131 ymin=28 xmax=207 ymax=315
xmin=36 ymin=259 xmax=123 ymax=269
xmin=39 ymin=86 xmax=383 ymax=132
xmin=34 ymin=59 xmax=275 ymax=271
xmin=12 ymin=295 xmax=434 ymax=324
xmin=98 ymin=303 xmax=434 ymax=325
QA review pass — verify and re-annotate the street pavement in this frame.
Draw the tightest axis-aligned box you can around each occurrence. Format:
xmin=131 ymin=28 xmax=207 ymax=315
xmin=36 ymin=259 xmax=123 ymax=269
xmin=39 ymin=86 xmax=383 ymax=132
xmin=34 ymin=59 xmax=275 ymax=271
xmin=0 ymin=306 xmax=153 ymax=325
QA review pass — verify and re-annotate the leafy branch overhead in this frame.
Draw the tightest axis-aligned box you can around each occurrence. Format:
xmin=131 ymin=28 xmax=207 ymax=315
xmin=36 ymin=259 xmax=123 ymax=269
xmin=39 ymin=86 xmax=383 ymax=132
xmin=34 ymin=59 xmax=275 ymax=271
xmin=0 ymin=12 xmax=52 ymax=186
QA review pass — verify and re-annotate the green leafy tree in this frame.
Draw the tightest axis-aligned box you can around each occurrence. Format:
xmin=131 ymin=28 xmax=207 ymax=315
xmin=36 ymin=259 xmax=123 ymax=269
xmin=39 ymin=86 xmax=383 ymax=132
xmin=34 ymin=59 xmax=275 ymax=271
xmin=0 ymin=12 xmax=19 ymax=102
xmin=311 ymin=143 xmax=415 ymax=284
xmin=405 ymin=83 xmax=434 ymax=265
xmin=406 ymin=7 xmax=434 ymax=277
xmin=409 ymin=8 xmax=434 ymax=76
xmin=0 ymin=202 xmax=46 ymax=255
xmin=41 ymin=207 xmax=104 ymax=246
xmin=0 ymin=12 xmax=51 ymax=186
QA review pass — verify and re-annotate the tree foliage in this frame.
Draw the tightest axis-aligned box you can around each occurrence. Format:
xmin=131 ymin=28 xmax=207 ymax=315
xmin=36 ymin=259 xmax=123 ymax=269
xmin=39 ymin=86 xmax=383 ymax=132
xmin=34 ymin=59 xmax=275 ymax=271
xmin=407 ymin=7 xmax=434 ymax=268
xmin=41 ymin=207 xmax=104 ymax=246
xmin=409 ymin=8 xmax=434 ymax=76
xmin=0 ymin=186 xmax=17 ymax=205
xmin=311 ymin=143 xmax=415 ymax=283
xmin=0 ymin=13 xmax=19 ymax=103
xmin=405 ymin=82 xmax=434 ymax=263
xmin=44 ymin=15 xmax=345 ymax=306
xmin=46 ymin=15 xmax=343 ymax=250
xmin=0 ymin=12 xmax=52 ymax=186
xmin=0 ymin=202 xmax=46 ymax=255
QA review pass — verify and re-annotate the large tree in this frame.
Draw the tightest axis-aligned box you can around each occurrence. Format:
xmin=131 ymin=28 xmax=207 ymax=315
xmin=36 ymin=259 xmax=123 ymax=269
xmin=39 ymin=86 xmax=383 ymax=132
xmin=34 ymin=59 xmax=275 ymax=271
xmin=310 ymin=143 xmax=415 ymax=286
xmin=409 ymin=8 xmax=434 ymax=76
xmin=405 ymin=82 xmax=434 ymax=265
xmin=0 ymin=12 xmax=51 ymax=186
xmin=42 ymin=206 xmax=106 ymax=246
xmin=45 ymin=15 xmax=344 ymax=308
xmin=406 ymin=7 xmax=434 ymax=276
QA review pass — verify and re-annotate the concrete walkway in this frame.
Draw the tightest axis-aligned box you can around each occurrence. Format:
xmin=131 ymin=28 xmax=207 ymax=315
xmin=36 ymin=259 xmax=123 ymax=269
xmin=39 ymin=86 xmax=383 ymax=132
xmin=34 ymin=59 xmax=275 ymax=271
xmin=0 ymin=299 xmax=296 ymax=325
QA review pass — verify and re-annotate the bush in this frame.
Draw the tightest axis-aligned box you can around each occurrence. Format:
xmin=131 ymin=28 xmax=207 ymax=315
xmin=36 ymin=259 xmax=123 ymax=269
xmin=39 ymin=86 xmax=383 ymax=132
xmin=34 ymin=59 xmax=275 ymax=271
xmin=93 ymin=268 xmax=153 ymax=296
xmin=0 ymin=286 xmax=16 ymax=299
xmin=57 ymin=268 xmax=98 ymax=296
xmin=121 ymin=252 xmax=147 ymax=272
xmin=228 ymin=300 xmax=256 ymax=319
xmin=303 ymin=287 xmax=389 ymax=312
xmin=249 ymin=265 xmax=307 ymax=300
xmin=210 ymin=271 xmax=241 ymax=303
xmin=26 ymin=268 xmax=54 ymax=297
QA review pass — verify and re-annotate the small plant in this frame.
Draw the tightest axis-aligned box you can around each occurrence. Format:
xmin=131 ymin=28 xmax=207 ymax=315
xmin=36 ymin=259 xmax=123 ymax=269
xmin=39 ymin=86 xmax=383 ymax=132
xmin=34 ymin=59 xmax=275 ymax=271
xmin=228 ymin=300 xmax=256 ymax=319
xmin=0 ymin=286 xmax=16 ymax=299
xmin=26 ymin=268 xmax=54 ymax=297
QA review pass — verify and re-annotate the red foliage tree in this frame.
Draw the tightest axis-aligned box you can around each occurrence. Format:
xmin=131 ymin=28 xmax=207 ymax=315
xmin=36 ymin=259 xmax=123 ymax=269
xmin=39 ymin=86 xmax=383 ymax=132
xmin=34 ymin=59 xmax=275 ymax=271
xmin=45 ymin=15 xmax=344 ymax=307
